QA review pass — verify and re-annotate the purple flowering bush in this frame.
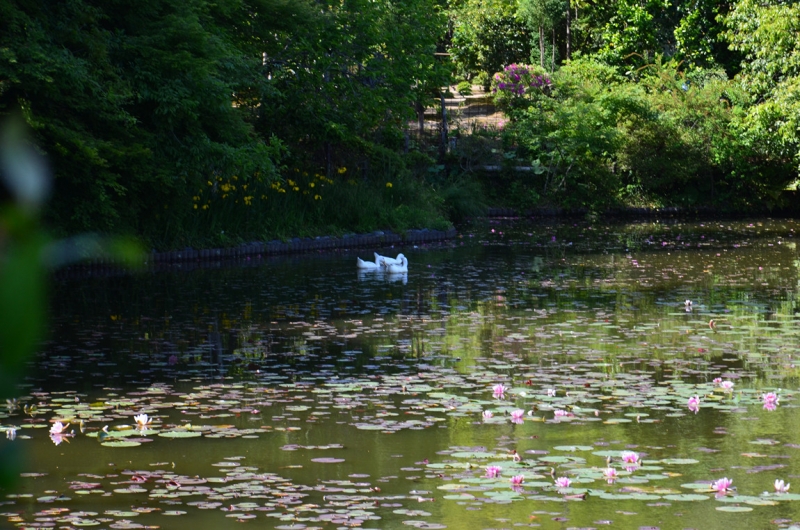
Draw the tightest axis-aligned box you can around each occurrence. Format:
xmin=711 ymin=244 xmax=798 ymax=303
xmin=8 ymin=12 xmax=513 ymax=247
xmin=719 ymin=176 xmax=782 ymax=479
xmin=491 ymin=64 xmax=551 ymax=111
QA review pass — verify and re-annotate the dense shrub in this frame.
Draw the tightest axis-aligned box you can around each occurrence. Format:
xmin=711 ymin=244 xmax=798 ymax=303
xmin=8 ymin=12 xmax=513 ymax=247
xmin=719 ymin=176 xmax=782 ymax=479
xmin=492 ymin=57 xmax=795 ymax=211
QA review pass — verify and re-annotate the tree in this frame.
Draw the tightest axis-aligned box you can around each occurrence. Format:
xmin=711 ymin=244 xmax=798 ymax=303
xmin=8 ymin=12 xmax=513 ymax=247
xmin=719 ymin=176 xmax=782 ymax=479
xmin=260 ymin=0 xmax=449 ymax=174
xmin=594 ymin=0 xmax=678 ymax=71
xmin=0 ymin=0 xmax=306 ymax=241
xmin=519 ymin=0 xmax=566 ymax=70
xmin=725 ymin=0 xmax=800 ymax=170
xmin=673 ymin=0 xmax=738 ymax=72
xmin=448 ymin=0 xmax=532 ymax=84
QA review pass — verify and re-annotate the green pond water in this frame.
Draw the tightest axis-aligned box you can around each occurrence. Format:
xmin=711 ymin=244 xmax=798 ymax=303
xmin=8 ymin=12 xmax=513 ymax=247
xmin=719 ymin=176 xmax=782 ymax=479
xmin=5 ymin=218 xmax=800 ymax=529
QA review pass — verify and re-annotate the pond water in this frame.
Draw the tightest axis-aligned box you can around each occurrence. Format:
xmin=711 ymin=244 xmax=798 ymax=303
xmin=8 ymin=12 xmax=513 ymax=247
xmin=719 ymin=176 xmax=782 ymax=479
xmin=4 ymin=218 xmax=800 ymax=530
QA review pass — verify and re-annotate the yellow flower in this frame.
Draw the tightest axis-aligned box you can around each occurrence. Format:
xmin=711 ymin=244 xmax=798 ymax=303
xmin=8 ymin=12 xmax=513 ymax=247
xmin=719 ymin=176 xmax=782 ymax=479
xmin=314 ymin=194 xmax=322 ymax=200
xmin=309 ymin=182 xmax=315 ymax=188
xmin=202 ymin=204 xmax=209 ymax=210
xmin=293 ymin=186 xmax=300 ymax=192
xmin=386 ymin=182 xmax=393 ymax=188
xmin=207 ymin=181 xmax=212 ymax=186
xmin=193 ymin=204 xmax=198 ymax=209
xmin=288 ymin=179 xmax=296 ymax=187
xmin=337 ymin=167 xmax=347 ymax=174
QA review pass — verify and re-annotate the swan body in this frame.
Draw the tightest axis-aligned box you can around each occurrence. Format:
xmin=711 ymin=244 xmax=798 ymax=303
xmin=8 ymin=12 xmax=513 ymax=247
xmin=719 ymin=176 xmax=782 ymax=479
xmin=359 ymin=252 xmax=408 ymax=273
xmin=357 ymin=256 xmax=380 ymax=269
xmin=377 ymin=253 xmax=404 ymax=267
xmin=385 ymin=255 xmax=408 ymax=273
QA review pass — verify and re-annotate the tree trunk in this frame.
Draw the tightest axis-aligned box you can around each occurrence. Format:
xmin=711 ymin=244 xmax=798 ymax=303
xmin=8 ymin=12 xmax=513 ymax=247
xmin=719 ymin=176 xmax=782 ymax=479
xmin=416 ymin=100 xmax=424 ymax=139
xmin=566 ymin=0 xmax=571 ymax=60
xmin=539 ymin=26 xmax=545 ymax=68
xmin=551 ymin=28 xmax=556 ymax=70
xmin=439 ymin=92 xmax=448 ymax=162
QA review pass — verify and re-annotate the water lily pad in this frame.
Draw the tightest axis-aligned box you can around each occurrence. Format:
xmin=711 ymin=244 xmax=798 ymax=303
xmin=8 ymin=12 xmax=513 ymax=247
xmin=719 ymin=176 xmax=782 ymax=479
xmin=449 ymin=451 xmax=496 ymax=459
xmin=553 ymin=445 xmax=593 ymax=452
xmin=158 ymin=431 xmax=203 ymax=438
xmin=100 ymin=441 xmax=142 ymax=448
xmin=663 ymin=494 xmax=710 ymax=501
xmin=660 ymin=458 xmax=700 ymax=465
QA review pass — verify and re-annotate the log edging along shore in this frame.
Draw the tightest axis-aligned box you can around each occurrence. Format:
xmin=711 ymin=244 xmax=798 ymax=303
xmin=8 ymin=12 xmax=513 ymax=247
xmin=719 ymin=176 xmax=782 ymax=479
xmin=147 ymin=228 xmax=458 ymax=263
xmin=55 ymin=228 xmax=459 ymax=277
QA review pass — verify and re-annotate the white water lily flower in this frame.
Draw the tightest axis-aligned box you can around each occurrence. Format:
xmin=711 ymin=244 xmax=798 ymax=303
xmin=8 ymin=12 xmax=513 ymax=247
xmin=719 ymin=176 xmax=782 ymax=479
xmin=775 ymin=479 xmax=790 ymax=493
xmin=134 ymin=413 xmax=152 ymax=427
xmin=49 ymin=421 xmax=67 ymax=434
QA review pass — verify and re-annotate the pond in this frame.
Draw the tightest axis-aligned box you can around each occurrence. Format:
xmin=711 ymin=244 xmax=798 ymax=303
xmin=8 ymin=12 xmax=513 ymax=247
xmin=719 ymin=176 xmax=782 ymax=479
xmin=4 ymin=218 xmax=800 ymax=530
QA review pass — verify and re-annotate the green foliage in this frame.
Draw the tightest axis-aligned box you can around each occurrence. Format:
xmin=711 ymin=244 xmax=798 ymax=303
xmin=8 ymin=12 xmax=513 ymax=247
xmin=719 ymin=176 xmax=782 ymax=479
xmin=2 ymin=0 xmax=799 ymax=244
xmin=496 ymin=55 xmax=794 ymax=210
xmin=518 ymin=0 xmax=566 ymax=68
xmin=448 ymin=0 xmax=532 ymax=85
xmin=456 ymin=81 xmax=473 ymax=95
xmin=594 ymin=0 xmax=677 ymax=70
xmin=261 ymin=0 xmax=448 ymax=156
xmin=0 ymin=0 xmax=292 ymax=242
xmin=673 ymin=0 xmax=738 ymax=71
xmin=505 ymin=58 xmax=638 ymax=208
xmin=724 ymin=0 xmax=800 ymax=172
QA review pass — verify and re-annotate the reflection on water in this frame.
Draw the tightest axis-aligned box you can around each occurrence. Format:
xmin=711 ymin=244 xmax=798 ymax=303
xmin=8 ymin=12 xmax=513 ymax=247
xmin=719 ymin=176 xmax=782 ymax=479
xmin=4 ymin=218 xmax=800 ymax=529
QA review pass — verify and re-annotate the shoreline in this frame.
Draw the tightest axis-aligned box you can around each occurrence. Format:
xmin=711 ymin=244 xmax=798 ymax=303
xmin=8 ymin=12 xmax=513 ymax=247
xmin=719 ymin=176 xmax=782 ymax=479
xmin=54 ymin=204 xmax=799 ymax=278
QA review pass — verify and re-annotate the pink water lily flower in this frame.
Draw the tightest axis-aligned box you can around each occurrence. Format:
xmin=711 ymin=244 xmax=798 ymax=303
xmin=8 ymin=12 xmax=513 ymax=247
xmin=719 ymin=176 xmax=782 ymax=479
xmin=50 ymin=421 xmax=68 ymax=434
xmin=713 ymin=377 xmax=722 ymax=384
xmin=687 ymin=395 xmax=700 ymax=413
xmin=510 ymin=409 xmax=525 ymax=424
xmin=492 ymin=384 xmax=507 ymax=399
xmin=555 ymin=477 xmax=571 ymax=489
xmin=554 ymin=409 xmax=569 ymax=417
xmin=775 ymin=479 xmax=790 ymax=493
xmin=50 ymin=433 xmax=67 ymax=446
xmin=719 ymin=381 xmax=734 ymax=392
xmin=711 ymin=477 xmax=733 ymax=493
xmin=762 ymin=392 xmax=779 ymax=407
xmin=482 ymin=410 xmax=494 ymax=420
xmin=621 ymin=451 xmax=640 ymax=465
xmin=546 ymin=388 xmax=556 ymax=397
xmin=510 ymin=475 xmax=524 ymax=485
xmin=485 ymin=465 xmax=502 ymax=478
xmin=603 ymin=467 xmax=618 ymax=482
